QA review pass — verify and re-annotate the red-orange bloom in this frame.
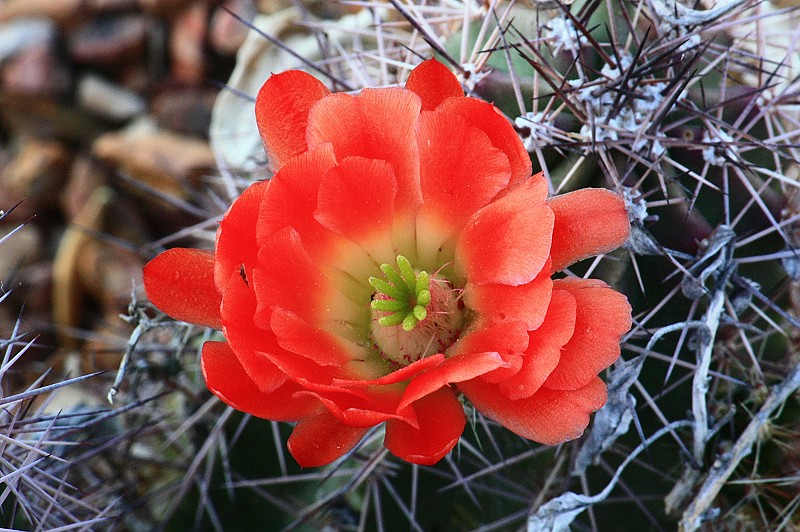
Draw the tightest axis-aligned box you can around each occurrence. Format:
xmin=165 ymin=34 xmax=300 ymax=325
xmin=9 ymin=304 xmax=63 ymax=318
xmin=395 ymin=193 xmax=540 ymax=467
xmin=143 ymin=59 xmax=632 ymax=467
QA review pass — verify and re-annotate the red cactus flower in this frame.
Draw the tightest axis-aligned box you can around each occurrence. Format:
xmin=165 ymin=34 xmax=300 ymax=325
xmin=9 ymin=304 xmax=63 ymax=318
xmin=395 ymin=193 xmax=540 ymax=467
xmin=143 ymin=59 xmax=632 ymax=467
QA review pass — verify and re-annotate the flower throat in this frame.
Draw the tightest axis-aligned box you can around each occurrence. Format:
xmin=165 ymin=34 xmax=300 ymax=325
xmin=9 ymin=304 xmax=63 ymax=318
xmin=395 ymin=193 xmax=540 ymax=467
xmin=369 ymin=255 xmax=462 ymax=365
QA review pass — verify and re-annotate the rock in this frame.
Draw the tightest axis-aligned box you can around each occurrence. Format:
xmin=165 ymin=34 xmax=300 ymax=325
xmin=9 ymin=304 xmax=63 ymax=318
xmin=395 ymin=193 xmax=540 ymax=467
xmin=62 ymin=154 xmax=111 ymax=221
xmin=169 ymin=2 xmax=209 ymax=84
xmin=151 ymin=86 xmax=216 ymax=137
xmin=209 ymin=0 xmax=253 ymax=56
xmin=0 ymin=223 xmax=42 ymax=282
xmin=0 ymin=41 xmax=72 ymax=99
xmin=1 ymin=137 xmax=73 ymax=213
xmin=0 ymin=17 xmax=56 ymax=61
xmin=0 ymin=0 xmax=138 ymax=24
xmin=138 ymin=0 xmax=197 ymax=18
xmin=0 ymin=94 xmax=109 ymax=143
xmin=77 ymin=74 xmax=147 ymax=122
xmin=67 ymin=14 xmax=149 ymax=66
xmin=51 ymin=186 xmax=147 ymax=350
xmin=92 ymin=119 xmax=215 ymax=199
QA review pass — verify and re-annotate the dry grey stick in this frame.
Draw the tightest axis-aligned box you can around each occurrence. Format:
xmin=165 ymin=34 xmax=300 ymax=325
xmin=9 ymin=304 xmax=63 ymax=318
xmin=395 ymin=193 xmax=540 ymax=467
xmin=690 ymin=284 xmax=726 ymax=464
xmin=686 ymin=227 xmax=736 ymax=465
xmin=680 ymin=364 xmax=800 ymax=531
xmin=648 ymin=0 xmax=750 ymax=27
xmin=528 ymin=421 xmax=694 ymax=532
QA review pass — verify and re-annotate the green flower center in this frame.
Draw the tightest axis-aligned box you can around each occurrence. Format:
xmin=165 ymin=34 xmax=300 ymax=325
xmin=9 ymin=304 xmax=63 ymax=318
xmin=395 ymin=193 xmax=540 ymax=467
xmin=369 ymin=255 xmax=431 ymax=332
xmin=369 ymin=255 xmax=462 ymax=365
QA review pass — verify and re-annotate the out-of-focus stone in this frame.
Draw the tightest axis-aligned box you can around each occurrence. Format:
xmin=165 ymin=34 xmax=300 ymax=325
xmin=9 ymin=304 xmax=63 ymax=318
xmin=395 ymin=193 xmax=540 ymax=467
xmin=0 ymin=94 xmax=109 ymax=143
xmin=52 ymin=187 xmax=146 ymax=349
xmin=0 ymin=0 xmax=82 ymax=23
xmin=118 ymin=62 xmax=153 ymax=93
xmin=209 ymin=0 xmax=253 ymax=56
xmin=2 ymin=137 xmax=73 ymax=212
xmin=79 ymin=236 xmax=144 ymax=311
xmin=138 ymin=0 xmax=197 ymax=18
xmin=62 ymin=154 xmax=111 ymax=221
xmin=92 ymin=121 xmax=215 ymax=198
xmin=77 ymin=74 xmax=147 ymax=122
xmin=14 ymin=261 xmax=51 ymax=315
xmin=151 ymin=87 xmax=217 ymax=138
xmin=0 ymin=223 xmax=42 ymax=281
xmin=169 ymin=2 xmax=209 ymax=84
xmin=0 ymin=17 xmax=55 ymax=61
xmin=67 ymin=14 xmax=149 ymax=66
xmin=0 ymin=0 xmax=137 ymax=24
xmin=0 ymin=42 xmax=72 ymax=99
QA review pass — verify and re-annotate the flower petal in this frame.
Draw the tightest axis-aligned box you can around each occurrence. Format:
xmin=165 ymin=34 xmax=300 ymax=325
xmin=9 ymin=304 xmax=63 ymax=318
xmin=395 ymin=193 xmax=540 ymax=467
xmin=255 ymin=70 xmax=331 ymax=169
xmin=144 ymin=248 xmax=222 ymax=329
xmin=270 ymin=307 xmax=360 ymax=367
xmin=306 ymin=88 xmax=423 ymax=212
xmin=462 ymin=266 xmax=553 ymax=329
xmin=220 ymin=272 xmax=290 ymax=394
xmin=201 ymin=341 xmax=316 ymax=421
xmin=398 ymin=351 xmax=506 ymax=410
xmin=436 ymin=97 xmax=532 ymax=187
xmin=385 ymin=387 xmax=465 ymax=465
xmin=293 ymin=387 xmax=411 ymax=428
xmin=415 ymin=111 xmax=511 ymax=265
xmin=498 ymin=289 xmax=577 ymax=400
xmin=255 ymin=145 xmax=377 ymax=286
xmin=455 ymin=179 xmax=554 ymax=285
xmin=543 ymin=278 xmax=632 ymax=390
xmin=255 ymin=144 xmax=337 ymax=255
xmin=253 ymin=226 xmax=363 ymax=327
xmin=447 ymin=319 xmax=529 ymax=358
xmin=548 ymin=188 xmax=630 ymax=272
xmin=405 ymin=58 xmax=463 ymax=111
xmin=334 ymin=354 xmax=445 ymax=387
xmin=287 ymin=408 xmax=369 ymax=467
xmin=459 ymin=376 xmax=607 ymax=445
xmin=315 ymin=156 xmax=397 ymax=263
xmin=215 ymin=179 xmax=269 ymax=292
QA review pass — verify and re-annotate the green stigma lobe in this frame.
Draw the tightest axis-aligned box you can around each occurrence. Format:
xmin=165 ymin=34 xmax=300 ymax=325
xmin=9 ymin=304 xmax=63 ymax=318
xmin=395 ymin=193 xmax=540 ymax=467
xmin=370 ymin=255 xmax=431 ymax=331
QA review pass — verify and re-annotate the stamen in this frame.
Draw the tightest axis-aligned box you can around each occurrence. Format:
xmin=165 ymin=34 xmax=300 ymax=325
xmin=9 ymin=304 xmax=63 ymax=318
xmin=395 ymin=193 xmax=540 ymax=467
xmin=369 ymin=255 xmax=431 ymax=332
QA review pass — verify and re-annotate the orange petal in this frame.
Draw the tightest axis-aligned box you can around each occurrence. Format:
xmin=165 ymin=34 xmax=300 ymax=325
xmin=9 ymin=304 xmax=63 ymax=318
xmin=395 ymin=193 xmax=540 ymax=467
xmin=543 ymin=278 xmax=631 ymax=390
xmin=144 ymin=248 xmax=222 ymax=329
xmin=498 ymin=289 xmax=577 ymax=400
xmin=447 ymin=318 xmax=529 ymax=358
xmin=255 ymin=144 xmax=337 ymax=257
xmin=315 ymin=156 xmax=397 ymax=262
xmin=459 ymin=376 xmax=607 ymax=445
xmin=436 ymin=97 xmax=532 ymax=187
xmin=253 ymin=227 xmax=361 ymax=327
xmin=293 ymin=387 xmax=410 ymax=428
xmin=462 ymin=267 xmax=553 ymax=329
xmin=455 ymin=180 xmax=553 ymax=286
xmin=447 ymin=319 xmax=529 ymax=383
xmin=548 ymin=188 xmax=629 ymax=272
xmin=415 ymin=110 xmax=511 ymax=262
xmin=405 ymin=58 xmax=463 ymax=111
xmin=306 ymin=88 xmax=423 ymax=212
xmin=287 ymin=408 xmax=369 ymax=467
xmin=220 ymin=272 xmax=290 ymax=394
xmin=385 ymin=387 xmax=465 ymax=465
xmin=200 ymin=341 xmax=316 ymax=421
xmin=398 ymin=351 xmax=506 ymax=410
xmin=215 ymin=179 xmax=269 ymax=292
xmin=270 ymin=307 xmax=357 ymax=367
xmin=333 ymin=354 xmax=445 ymax=387
xmin=255 ymin=70 xmax=330 ymax=169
